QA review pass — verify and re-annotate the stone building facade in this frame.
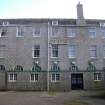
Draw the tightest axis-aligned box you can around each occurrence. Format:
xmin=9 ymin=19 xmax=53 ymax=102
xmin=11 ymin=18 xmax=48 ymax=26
xmin=0 ymin=3 xmax=105 ymax=91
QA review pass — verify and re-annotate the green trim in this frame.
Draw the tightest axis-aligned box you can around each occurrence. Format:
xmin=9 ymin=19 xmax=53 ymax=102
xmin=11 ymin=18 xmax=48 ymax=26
xmin=32 ymin=63 xmax=41 ymax=72
xmin=87 ymin=60 xmax=96 ymax=71
xmin=69 ymin=62 xmax=79 ymax=71
xmin=50 ymin=63 xmax=60 ymax=72
xmin=7 ymin=70 xmax=104 ymax=73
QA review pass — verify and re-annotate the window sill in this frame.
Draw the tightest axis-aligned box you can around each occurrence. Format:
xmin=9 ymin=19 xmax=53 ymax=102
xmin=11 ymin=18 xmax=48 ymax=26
xmin=68 ymin=57 xmax=76 ymax=59
xmin=90 ymin=57 xmax=97 ymax=59
xmin=16 ymin=36 xmax=24 ymax=38
xmin=33 ymin=35 xmax=40 ymax=37
xmin=8 ymin=80 xmax=17 ymax=82
xmin=94 ymin=80 xmax=102 ymax=82
xmin=30 ymin=80 xmax=38 ymax=82
xmin=50 ymin=57 xmax=59 ymax=59
xmin=51 ymin=81 xmax=60 ymax=83
xmin=0 ymin=36 xmax=8 ymax=38
xmin=32 ymin=57 xmax=40 ymax=59
xmin=67 ymin=36 xmax=76 ymax=38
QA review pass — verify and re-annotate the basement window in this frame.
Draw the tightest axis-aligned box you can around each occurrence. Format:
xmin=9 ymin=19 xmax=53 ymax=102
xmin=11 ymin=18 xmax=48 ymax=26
xmin=94 ymin=73 xmax=102 ymax=81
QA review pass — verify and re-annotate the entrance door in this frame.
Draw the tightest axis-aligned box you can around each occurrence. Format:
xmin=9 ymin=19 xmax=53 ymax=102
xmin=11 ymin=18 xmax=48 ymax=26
xmin=71 ymin=73 xmax=83 ymax=90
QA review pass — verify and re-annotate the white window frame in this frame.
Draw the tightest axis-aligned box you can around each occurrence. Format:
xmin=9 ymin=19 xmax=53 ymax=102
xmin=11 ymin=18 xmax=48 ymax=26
xmin=94 ymin=73 xmax=102 ymax=81
xmin=8 ymin=73 xmax=17 ymax=82
xmin=30 ymin=74 xmax=39 ymax=82
xmin=51 ymin=44 xmax=58 ymax=58
xmin=16 ymin=27 xmax=24 ymax=37
xmin=51 ymin=73 xmax=60 ymax=82
xmin=89 ymin=45 xmax=97 ymax=59
xmin=32 ymin=45 xmax=40 ymax=58
xmin=88 ymin=28 xmax=96 ymax=38
xmin=33 ymin=27 xmax=40 ymax=37
xmin=68 ymin=45 xmax=76 ymax=59
xmin=67 ymin=28 xmax=76 ymax=37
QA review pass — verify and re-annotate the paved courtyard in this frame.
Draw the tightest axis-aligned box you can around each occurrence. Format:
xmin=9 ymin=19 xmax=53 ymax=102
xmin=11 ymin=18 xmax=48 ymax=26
xmin=0 ymin=90 xmax=105 ymax=105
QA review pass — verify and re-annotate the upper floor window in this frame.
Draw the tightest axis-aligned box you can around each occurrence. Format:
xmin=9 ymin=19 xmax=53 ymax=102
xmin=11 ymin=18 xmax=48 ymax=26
xmin=88 ymin=28 xmax=96 ymax=38
xmin=51 ymin=44 xmax=58 ymax=58
xmin=0 ymin=28 xmax=8 ymax=37
xmin=33 ymin=27 xmax=40 ymax=37
xmin=101 ymin=28 xmax=105 ymax=38
xmin=16 ymin=27 xmax=24 ymax=37
xmin=67 ymin=28 xmax=76 ymax=37
xmin=32 ymin=45 xmax=40 ymax=58
xmin=103 ymin=46 xmax=105 ymax=58
xmin=89 ymin=45 xmax=97 ymax=58
xmin=8 ymin=73 xmax=17 ymax=82
xmin=68 ymin=45 xmax=76 ymax=58
xmin=0 ymin=45 xmax=6 ymax=58
xmin=0 ymin=65 xmax=5 ymax=71
xmin=94 ymin=73 xmax=102 ymax=81
xmin=51 ymin=27 xmax=59 ymax=37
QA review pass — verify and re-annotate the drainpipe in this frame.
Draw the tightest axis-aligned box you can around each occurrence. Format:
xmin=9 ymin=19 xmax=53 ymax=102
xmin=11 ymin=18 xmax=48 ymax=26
xmin=47 ymin=21 xmax=50 ymax=91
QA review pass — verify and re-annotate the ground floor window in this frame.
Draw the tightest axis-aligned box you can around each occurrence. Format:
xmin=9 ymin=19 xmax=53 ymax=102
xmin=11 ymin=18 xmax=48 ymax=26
xmin=94 ymin=73 xmax=102 ymax=81
xmin=8 ymin=73 xmax=17 ymax=82
xmin=51 ymin=73 xmax=60 ymax=82
xmin=30 ymin=74 xmax=39 ymax=82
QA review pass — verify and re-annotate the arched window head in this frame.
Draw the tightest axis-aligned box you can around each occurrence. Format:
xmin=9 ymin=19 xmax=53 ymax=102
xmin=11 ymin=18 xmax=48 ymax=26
xmin=0 ymin=65 xmax=5 ymax=71
xmin=32 ymin=63 xmax=41 ymax=72
xmin=51 ymin=62 xmax=60 ymax=71
xmin=14 ymin=65 xmax=23 ymax=71
xmin=70 ymin=62 xmax=78 ymax=71
xmin=87 ymin=60 xmax=96 ymax=71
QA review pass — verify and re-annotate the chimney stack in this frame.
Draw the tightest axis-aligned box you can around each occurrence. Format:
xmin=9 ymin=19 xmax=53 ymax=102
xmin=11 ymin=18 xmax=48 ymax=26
xmin=77 ymin=2 xmax=84 ymax=19
xmin=76 ymin=2 xmax=86 ymax=25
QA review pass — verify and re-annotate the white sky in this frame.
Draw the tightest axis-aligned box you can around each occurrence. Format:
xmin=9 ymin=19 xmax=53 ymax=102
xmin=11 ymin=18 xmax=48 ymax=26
xmin=0 ymin=0 xmax=105 ymax=19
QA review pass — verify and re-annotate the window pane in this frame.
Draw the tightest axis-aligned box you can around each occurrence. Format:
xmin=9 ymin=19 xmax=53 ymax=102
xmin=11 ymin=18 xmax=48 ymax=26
xmin=33 ymin=27 xmax=40 ymax=36
xmin=67 ymin=28 xmax=76 ymax=37
xmin=10 ymin=74 xmax=13 ymax=80
xmin=31 ymin=74 xmax=34 ymax=81
xmin=51 ymin=74 xmax=55 ymax=81
xmin=89 ymin=28 xmax=96 ymax=38
xmin=35 ymin=74 xmax=38 ymax=81
xmin=33 ymin=45 xmax=40 ymax=57
xmin=103 ymin=46 xmax=105 ymax=58
xmin=0 ymin=45 xmax=6 ymax=58
xmin=56 ymin=74 xmax=60 ymax=81
xmin=52 ymin=27 xmax=59 ymax=36
xmin=52 ymin=45 xmax=58 ymax=57
xmin=101 ymin=28 xmax=105 ymax=38
xmin=14 ymin=74 xmax=17 ymax=80
xmin=94 ymin=73 xmax=102 ymax=81
xmin=16 ymin=27 xmax=24 ymax=37
xmin=68 ymin=45 xmax=76 ymax=58
xmin=0 ymin=28 xmax=7 ymax=37
xmin=89 ymin=45 xmax=97 ymax=58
